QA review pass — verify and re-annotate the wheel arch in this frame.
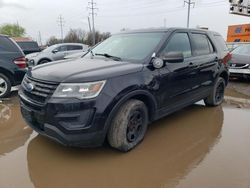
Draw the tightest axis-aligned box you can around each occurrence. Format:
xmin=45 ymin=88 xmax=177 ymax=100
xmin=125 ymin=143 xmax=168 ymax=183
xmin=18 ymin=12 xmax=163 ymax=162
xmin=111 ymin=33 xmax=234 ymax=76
xmin=104 ymin=90 xmax=158 ymax=132
xmin=0 ymin=67 xmax=14 ymax=85
xmin=38 ymin=58 xmax=52 ymax=65
xmin=219 ymin=71 xmax=229 ymax=86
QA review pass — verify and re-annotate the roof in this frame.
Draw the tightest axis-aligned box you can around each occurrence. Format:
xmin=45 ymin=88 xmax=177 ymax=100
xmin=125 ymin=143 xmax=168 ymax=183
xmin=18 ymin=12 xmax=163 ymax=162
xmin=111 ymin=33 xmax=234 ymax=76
xmin=116 ymin=27 xmax=220 ymax=35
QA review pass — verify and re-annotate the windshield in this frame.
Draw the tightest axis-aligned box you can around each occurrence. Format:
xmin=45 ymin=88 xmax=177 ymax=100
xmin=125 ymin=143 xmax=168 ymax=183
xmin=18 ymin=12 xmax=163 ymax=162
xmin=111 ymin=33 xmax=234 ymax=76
xmin=232 ymin=45 xmax=250 ymax=55
xmin=87 ymin=32 xmax=165 ymax=61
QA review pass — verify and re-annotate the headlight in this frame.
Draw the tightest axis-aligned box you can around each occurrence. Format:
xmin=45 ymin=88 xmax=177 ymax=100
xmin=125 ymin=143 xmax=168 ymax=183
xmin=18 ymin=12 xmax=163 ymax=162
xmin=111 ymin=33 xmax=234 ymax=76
xmin=52 ymin=80 xmax=106 ymax=99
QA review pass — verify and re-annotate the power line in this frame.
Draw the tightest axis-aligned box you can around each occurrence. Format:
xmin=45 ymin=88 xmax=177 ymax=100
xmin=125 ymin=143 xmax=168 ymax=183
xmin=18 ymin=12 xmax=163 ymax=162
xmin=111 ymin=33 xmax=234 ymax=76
xmin=87 ymin=0 xmax=98 ymax=45
xmin=57 ymin=15 xmax=65 ymax=43
xmin=184 ymin=0 xmax=195 ymax=28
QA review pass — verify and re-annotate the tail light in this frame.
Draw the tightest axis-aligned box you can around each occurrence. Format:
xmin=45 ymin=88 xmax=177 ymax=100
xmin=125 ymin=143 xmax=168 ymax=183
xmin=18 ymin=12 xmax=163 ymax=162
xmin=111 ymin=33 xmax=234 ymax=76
xmin=14 ymin=57 xmax=27 ymax=69
xmin=222 ymin=53 xmax=232 ymax=65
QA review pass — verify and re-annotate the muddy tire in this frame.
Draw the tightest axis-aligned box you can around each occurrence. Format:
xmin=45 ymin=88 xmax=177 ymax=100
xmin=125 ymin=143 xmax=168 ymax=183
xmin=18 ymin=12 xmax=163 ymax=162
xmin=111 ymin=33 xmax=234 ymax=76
xmin=0 ymin=73 xmax=11 ymax=98
xmin=204 ymin=77 xmax=225 ymax=107
xmin=108 ymin=99 xmax=148 ymax=152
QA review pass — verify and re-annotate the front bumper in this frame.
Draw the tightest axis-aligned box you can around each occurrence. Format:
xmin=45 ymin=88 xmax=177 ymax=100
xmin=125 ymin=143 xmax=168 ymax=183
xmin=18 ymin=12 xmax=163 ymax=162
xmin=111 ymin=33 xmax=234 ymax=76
xmin=19 ymin=90 xmax=107 ymax=148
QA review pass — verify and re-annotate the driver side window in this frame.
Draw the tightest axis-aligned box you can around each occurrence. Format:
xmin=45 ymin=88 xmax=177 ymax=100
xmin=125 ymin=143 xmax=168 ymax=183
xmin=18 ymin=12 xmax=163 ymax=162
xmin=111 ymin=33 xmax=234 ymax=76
xmin=55 ymin=45 xmax=67 ymax=52
xmin=161 ymin=33 xmax=192 ymax=59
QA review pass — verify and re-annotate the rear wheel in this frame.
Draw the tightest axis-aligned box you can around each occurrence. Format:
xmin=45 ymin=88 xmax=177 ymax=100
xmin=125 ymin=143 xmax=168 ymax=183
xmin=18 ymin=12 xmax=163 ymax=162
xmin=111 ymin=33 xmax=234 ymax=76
xmin=204 ymin=77 xmax=225 ymax=106
xmin=108 ymin=99 xmax=148 ymax=152
xmin=0 ymin=73 xmax=11 ymax=98
xmin=38 ymin=59 xmax=50 ymax=65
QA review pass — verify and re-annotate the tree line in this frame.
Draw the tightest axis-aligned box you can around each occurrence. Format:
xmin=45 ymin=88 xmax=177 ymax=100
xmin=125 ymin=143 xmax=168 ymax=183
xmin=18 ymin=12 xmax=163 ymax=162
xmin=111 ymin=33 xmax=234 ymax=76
xmin=0 ymin=23 xmax=111 ymax=46
xmin=47 ymin=29 xmax=111 ymax=46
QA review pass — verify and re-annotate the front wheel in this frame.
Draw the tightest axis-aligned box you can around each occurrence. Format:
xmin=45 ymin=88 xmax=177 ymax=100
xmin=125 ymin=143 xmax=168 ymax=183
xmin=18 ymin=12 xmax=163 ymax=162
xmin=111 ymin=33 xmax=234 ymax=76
xmin=204 ymin=77 xmax=225 ymax=106
xmin=38 ymin=59 xmax=49 ymax=65
xmin=108 ymin=99 xmax=148 ymax=152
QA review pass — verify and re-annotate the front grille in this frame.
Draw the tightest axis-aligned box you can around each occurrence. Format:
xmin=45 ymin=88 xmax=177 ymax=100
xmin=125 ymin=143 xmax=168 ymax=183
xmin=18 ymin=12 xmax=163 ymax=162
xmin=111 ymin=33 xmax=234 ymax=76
xmin=22 ymin=76 xmax=59 ymax=105
xmin=230 ymin=63 xmax=249 ymax=69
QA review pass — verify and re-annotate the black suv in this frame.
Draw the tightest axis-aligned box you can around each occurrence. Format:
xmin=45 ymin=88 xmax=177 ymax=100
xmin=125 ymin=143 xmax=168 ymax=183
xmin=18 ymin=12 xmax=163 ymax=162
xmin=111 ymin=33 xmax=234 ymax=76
xmin=19 ymin=28 xmax=230 ymax=152
xmin=0 ymin=35 xmax=27 ymax=98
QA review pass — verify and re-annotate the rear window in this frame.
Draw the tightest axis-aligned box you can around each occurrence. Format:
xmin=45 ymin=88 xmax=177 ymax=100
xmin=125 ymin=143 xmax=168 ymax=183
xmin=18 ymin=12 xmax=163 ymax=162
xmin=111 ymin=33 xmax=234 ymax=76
xmin=192 ymin=33 xmax=211 ymax=56
xmin=67 ymin=45 xmax=83 ymax=51
xmin=17 ymin=41 xmax=39 ymax=50
xmin=214 ymin=35 xmax=228 ymax=51
xmin=0 ymin=36 xmax=21 ymax=52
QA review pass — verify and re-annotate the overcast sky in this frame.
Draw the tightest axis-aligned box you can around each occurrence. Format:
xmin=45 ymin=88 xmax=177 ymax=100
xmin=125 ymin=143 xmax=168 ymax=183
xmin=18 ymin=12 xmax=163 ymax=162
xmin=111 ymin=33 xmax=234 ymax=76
xmin=0 ymin=0 xmax=250 ymax=44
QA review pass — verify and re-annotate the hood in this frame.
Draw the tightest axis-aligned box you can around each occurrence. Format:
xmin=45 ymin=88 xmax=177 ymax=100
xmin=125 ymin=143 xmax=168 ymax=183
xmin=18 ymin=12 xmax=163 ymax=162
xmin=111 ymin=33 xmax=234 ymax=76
xmin=28 ymin=57 xmax=144 ymax=83
xmin=231 ymin=53 xmax=250 ymax=65
xmin=64 ymin=52 xmax=86 ymax=60
xmin=26 ymin=52 xmax=40 ymax=59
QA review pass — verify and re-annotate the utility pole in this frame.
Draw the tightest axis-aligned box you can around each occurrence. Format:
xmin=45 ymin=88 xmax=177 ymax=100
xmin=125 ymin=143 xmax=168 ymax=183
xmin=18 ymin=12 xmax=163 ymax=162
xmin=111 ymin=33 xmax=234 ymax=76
xmin=184 ymin=0 xmax=195 ymax=28
xmin=164 ymin=18 xmax=167 ymax=28
xmin=88 ymin=16 xmax=92 ymax=33
xmin=87 ymin=0 xmax=98 ymax=45
xmin=38 ymin=31 xmax=42 ymax=46
xmin=57 ymin=15 xmax=65 ymax=43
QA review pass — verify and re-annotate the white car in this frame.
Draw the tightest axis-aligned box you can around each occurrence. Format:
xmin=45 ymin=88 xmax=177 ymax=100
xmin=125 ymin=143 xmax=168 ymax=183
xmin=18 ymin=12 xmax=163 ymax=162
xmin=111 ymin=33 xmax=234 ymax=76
xmin=26 ymin=43 xmax=88 ymax=66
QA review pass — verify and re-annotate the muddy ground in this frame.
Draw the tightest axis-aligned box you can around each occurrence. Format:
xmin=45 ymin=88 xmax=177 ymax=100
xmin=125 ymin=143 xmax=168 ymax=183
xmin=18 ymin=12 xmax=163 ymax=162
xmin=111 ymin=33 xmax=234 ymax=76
xmin=0 ymin=80 xmax=249 ymax=188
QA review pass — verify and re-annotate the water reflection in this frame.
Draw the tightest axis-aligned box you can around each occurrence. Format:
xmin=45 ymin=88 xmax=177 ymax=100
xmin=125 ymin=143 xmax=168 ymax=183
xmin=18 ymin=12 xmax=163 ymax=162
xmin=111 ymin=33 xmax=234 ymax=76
xmin=27 ymin=104 xmax=224 ymax=188
xmin=0 ymin=95 xmax=33 ymax=156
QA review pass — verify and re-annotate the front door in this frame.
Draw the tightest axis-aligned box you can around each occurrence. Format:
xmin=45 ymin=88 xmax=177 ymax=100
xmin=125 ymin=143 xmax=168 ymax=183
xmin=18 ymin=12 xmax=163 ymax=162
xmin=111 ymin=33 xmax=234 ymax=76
xmin=53 ymin=45 xmax=68 ymax=61
xmin=155 ymin=32 xmax=199 ymax=112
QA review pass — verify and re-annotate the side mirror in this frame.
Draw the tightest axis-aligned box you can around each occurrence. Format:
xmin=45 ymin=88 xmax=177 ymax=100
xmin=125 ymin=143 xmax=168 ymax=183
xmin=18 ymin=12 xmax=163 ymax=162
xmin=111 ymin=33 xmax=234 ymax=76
xmin=162 ymin=52 xmax=184 ymax=63
xmin=52 ymin=49 xmax=59 ymax=54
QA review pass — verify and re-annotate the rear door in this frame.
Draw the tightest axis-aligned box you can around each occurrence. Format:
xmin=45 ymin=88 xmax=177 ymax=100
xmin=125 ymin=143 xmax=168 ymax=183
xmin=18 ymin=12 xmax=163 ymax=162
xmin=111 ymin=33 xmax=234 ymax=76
xmin=189 ymin=32 xmax=219 ymax=93
xmin=156 ymin=32 xmax=200 ymax=110
xmin=67 ymin=45 xmax=83 ymax=56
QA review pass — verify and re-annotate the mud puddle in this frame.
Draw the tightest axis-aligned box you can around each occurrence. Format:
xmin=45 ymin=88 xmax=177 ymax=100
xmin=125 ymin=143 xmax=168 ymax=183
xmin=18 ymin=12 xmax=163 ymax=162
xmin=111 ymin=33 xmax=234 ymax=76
xmin=0 ymin=89 xmax=249 ymax=188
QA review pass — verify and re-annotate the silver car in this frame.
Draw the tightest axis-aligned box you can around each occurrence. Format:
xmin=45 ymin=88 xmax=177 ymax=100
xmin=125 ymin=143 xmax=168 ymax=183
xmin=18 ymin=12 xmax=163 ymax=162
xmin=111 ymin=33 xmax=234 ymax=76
xmin=229 ymin=45 xmax=250 ymax=80
xmin=26 ymin=43 xmax=88 ymax=66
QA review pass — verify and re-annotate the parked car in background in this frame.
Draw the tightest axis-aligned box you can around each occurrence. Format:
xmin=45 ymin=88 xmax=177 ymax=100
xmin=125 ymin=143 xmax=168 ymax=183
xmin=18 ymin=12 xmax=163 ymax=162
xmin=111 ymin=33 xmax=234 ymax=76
xmin=0 ymin=35 xmax=26 ymax=98
xmin=16 ymin=41 xmax=41 ymax=55
xmin=229 ymin=45 xmax=250 ymax=80
xmin=19 ymin=28 xmax=230 ymax=152
xmin=26 ymin=43 xmax=88 ymax=66
xmin=12 ymin=37 xmax=41 ymax=55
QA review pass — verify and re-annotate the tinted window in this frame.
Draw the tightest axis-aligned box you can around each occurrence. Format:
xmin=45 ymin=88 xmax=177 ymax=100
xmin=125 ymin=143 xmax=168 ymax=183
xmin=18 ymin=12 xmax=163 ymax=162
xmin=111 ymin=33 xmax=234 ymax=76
xmin=192 ymin=34 xmax=211 ymax=55
xmin=0 ymin=36 xmax=20 ymax=52
xmin=214 ymin=35 xmax=228 ymax=51
xmin=162 ymin=33 xmax=192 ymax=58
xmin=67 ymin=45 xmax=83 ymax=51
xmin=56 ymin=46 xmax=67 ymax=52
xmin=17 ymin=41 xmax=39 ymax=50
xmin=208 ymin=39 xmax=214 ymax=52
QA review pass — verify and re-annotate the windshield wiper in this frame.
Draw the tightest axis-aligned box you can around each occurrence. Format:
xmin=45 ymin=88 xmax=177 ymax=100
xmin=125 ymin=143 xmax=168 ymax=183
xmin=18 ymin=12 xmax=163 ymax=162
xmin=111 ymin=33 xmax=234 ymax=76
xmin=95 ymin=53 xmax=122 ymax=61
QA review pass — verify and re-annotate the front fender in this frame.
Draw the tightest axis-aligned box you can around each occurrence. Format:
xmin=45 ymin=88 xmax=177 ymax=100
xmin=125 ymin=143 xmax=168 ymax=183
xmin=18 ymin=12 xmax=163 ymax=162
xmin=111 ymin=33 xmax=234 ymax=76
xmin=103 ymin=88 xmax=157 ymax=132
